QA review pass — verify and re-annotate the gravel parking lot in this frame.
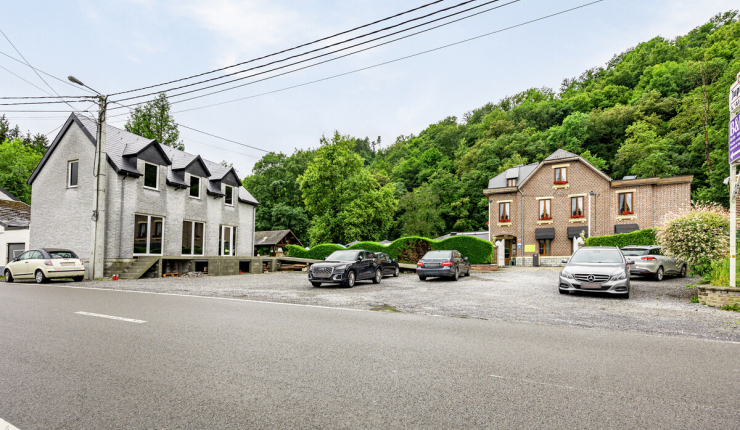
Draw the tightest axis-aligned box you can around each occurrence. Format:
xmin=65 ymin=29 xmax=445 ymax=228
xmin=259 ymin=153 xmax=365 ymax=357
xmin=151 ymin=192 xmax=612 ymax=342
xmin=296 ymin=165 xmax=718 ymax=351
xmin=42 ymin=268 xmax=740 ymax=341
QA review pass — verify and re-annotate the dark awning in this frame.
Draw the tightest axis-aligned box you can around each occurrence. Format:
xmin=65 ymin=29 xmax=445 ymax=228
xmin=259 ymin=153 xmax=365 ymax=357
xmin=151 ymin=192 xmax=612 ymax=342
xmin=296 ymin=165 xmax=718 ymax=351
xmin=614 ymin=224 xmax=640 ymax=234
xmin=567 ymin=226 xmax=589 ymax=239
xmin=535 ymin=228 xmax=555 ymax=240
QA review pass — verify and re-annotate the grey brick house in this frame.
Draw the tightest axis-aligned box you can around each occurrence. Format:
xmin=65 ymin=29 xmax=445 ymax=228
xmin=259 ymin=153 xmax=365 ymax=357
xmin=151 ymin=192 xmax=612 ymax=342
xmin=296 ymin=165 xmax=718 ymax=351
xmin=27 ymin=113 xmax=260 ymax=278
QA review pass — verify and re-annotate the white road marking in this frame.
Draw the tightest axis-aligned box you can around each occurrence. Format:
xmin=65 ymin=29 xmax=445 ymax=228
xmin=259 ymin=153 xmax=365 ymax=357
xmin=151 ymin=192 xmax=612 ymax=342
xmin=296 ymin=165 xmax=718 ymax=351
xmin=1 ymin=417 xmax=21 ymax=430
xmin=75 ymin=311 xmax=146 ymax=324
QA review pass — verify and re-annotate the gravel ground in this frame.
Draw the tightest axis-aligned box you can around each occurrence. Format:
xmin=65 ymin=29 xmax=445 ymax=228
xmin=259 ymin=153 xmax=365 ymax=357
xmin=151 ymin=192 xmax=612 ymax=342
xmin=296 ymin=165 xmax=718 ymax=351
xmin=50 ymin=268 xmax=740 ymax=341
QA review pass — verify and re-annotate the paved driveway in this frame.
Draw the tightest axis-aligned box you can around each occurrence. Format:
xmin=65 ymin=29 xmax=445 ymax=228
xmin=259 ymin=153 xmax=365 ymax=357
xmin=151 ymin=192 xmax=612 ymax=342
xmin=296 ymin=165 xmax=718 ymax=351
xmin=20 ymin=268 xmax=740 ymax=341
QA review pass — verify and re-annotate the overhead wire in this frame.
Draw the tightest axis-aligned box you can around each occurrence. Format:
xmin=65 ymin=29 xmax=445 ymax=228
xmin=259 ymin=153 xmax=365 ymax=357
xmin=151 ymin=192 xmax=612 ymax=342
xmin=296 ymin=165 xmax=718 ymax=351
xmin=109 ymin=0 xmax=450 ymax=96
xmin=112 ymin=0 xmax=512 ymax=104
xmin=0 ymin=50 xmax=97 ymax=95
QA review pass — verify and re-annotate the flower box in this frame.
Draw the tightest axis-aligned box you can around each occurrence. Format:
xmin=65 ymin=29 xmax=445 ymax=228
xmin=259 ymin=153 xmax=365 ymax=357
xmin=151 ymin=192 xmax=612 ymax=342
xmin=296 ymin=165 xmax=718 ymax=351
xmin=499 ymin=218 xmax=511 ymax=223
xmin=553 ymin=180 xmax=569 ymax=185
xmin=571 ymin=215 xmax=585 ymax=219
xmin=620 ymin=211 xmax=634 ymax=215
xmin=539 ymin=216 xmax=552 ymax=221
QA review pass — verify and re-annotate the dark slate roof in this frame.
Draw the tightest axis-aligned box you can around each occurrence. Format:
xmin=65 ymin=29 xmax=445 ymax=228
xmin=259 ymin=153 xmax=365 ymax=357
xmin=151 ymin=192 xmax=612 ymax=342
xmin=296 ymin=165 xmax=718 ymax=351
xmin=0 ymin=200 xmax=30 ymax=228
xmin=254 ymin=230 xmax=293 ymax=246
xmin=487 ymin=162 xmax=538 ymax=189
xmin=0 ymin=186 xmax=20 ymax=201
xmin=434 ymin=231 xmax=489 ymax=241
xmin=543 ymin=148 xmax=579 ymax=161
xmin=76 ymin=114 xmax=157 ymax=176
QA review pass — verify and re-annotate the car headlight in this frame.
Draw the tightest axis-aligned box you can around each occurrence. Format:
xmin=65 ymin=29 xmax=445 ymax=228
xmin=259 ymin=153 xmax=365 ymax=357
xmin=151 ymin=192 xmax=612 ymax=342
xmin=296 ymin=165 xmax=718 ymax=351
xmin=334 ymin=264 xmax=349 ymax=273
xmin=610 ymin=272 xmax=627 ymax=281
xmin=561 ymin=269 xmax=575 ymax=279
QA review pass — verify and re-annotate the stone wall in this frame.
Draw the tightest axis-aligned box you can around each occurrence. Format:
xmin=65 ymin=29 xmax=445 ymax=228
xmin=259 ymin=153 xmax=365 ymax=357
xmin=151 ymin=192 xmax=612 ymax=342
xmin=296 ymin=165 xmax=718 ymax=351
xmin=516 ymin=256 xmax=566 ymax=267
xmin=697 ymin=286 xmax=740 ymax=307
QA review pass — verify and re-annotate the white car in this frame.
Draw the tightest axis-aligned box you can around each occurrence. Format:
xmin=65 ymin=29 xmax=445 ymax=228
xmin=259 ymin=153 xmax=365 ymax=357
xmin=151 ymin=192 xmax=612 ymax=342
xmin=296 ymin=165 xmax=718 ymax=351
xmin=4 ymin=248 xmax=86 ymax=284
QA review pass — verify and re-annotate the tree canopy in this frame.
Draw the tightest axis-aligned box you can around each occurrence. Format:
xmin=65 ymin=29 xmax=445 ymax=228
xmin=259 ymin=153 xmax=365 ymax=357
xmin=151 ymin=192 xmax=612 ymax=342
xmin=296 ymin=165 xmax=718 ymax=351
xmin=124 ymin=93 xmax=184 ymax=150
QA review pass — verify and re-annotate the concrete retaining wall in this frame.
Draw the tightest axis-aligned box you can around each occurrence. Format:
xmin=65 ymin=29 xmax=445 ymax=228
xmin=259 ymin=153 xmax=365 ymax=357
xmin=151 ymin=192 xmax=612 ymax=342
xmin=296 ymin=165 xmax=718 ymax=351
xmin=698 ymin=286 xmax=740 ymax=308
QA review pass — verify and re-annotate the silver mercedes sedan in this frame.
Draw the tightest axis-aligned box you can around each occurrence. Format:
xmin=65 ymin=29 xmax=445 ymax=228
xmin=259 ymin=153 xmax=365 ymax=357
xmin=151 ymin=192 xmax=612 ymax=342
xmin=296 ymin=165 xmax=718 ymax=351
xmin=558 ymin=247 xmax=632 ymax=299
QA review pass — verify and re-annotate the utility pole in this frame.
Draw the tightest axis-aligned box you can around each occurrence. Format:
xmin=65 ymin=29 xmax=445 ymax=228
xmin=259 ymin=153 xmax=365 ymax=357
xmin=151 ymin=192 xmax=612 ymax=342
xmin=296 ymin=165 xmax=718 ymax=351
xmin=69 ymin=76 xmax=108 ymax=280
xmin=90 ymin=95 xmax=108 ymax=279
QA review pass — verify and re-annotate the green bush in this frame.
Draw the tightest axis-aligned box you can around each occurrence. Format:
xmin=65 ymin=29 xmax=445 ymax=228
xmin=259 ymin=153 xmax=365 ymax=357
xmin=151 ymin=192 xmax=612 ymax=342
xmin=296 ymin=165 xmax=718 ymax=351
xmin=708 ymin=258 xmax=740 ymax=287
xmin=584 ymin=228 xmax=656 ymax=248
xmin=286 ymin=235 xmax=494 ymax=264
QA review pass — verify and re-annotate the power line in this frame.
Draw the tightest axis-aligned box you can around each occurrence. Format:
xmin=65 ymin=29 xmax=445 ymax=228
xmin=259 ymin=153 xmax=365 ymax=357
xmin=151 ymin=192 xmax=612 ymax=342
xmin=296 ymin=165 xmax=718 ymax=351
xmin=0 ymin=64 xmax=56 ymax=96
xmin=112 ymin=0 xmax=513 ymax=104
xmin=177 ymin=124 xmax=269 ymax=153
xmin=0 ymin=99 xmax=96 ymax=106
xmin=109 ymin=0 xmax=450 ymax=97
xmin=0 ymin=95 xmax=91 ymax=99
xmin=0 ymin=50 xmax=97 ymax=95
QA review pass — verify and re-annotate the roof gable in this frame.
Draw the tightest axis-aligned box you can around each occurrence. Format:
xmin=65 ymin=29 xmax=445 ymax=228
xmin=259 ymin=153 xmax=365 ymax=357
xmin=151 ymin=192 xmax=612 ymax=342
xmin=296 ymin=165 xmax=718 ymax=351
xmin=517 ymin=150 xmax=611 ymax=188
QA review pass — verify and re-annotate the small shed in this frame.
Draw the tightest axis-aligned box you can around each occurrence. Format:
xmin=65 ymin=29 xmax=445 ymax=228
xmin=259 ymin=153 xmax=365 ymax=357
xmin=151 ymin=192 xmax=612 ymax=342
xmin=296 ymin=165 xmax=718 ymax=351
xmin=254 ymin=230 xmax=303 ymax=256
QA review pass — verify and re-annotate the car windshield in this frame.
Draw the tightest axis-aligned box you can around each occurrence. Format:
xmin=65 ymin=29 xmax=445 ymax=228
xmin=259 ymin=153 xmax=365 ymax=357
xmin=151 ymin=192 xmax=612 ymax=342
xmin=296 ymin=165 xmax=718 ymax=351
xmin=422 ymin=251 xmax=452 ymax=259
xmin=570 ymin=249 xmax=623 ymax=264
xmin=621 ymin=248 xmax=649 ymax=256
xmin=48 ymin=251 xmax=78 ymax=259
xmin=326 ymin=251 xmax=360 ymax=261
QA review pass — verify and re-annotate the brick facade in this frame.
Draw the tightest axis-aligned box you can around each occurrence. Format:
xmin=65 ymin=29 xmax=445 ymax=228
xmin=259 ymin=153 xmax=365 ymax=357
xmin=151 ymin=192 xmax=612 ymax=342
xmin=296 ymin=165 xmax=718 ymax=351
xmin=485 ymin=152 xmax=692 ymax=266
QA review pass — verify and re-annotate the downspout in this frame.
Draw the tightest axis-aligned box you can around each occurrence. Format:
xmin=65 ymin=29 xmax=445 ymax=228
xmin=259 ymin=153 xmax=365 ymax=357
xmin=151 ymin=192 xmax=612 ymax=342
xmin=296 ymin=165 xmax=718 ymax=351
xmin=588 ymin=191 xmax=592 ymax=240
xmin=118 ymin=173 xmax=127 ymax=259
xmin=518 ymin=188 xmax=524 ymax=267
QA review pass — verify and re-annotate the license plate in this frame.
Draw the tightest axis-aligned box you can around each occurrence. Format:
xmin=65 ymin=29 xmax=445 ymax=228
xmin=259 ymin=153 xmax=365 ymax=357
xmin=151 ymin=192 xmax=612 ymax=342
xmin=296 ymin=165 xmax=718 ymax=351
xmin=426 ymin=263 xmax=439 ymax=268
xmin=61 ymin=262 xmax=75 ymax=267
xmin=581 ymin=283 xmax=602 ymax=290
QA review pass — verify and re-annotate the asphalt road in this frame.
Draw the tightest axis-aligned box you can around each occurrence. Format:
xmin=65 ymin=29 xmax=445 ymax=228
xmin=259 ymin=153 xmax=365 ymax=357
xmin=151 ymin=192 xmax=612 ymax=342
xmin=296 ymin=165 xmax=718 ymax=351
xmin=1 ymin=284 xmax=738 ymax=429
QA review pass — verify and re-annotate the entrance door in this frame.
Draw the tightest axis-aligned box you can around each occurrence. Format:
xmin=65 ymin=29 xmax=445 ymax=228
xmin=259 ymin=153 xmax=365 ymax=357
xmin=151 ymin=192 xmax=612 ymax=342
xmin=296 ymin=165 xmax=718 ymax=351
xmin=219 ymin=225 xmax=236 ymax=256
xmin=6 ymin=243 xmax=25 ymax=264
xmin=504 ymin=239 xmax=512 ymax=266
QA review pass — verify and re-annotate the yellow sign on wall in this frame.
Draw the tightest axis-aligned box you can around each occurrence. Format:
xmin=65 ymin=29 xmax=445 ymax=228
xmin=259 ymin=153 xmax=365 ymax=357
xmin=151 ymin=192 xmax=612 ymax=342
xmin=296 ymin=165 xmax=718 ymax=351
xmin=524 ymin=244 xmax=536 ymax=253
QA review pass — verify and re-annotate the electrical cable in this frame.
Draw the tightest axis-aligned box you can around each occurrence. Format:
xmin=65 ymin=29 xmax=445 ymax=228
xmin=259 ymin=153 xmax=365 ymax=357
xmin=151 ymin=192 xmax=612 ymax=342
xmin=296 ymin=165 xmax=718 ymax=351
xmin=0 ymin=99 xmax=98 ymax=106
xmin=0 ymin=64 xmax=56 ymax=96
xmin=0 ymin=50 xmax=97 ymax=95
xmin=109 ymin=0 xmax=450 ymax=96
xmin=0 ymin=95 xmax=91 ymax=99
xmin=112 ymin=0 xmax=511 ymax=104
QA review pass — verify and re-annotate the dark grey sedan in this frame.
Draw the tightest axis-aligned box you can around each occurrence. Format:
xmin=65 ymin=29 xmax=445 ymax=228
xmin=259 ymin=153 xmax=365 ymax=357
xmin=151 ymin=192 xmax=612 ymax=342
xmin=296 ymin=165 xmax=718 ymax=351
xmin=416 ymin=250 xmax=471 ymax=281
xmin=558 ymin=247 xmax=632 ymax=298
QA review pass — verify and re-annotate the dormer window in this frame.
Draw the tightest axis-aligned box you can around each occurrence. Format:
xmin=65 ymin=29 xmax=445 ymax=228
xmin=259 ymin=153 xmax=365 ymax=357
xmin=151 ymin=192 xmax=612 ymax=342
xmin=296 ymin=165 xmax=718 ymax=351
xmin=507 ymin=178 xmax=517 ymax=187
xmin=224 ymin=185 xmax=233 ymax=206
xmin=144 ymin=163 xmax=159 ymax=190
xmin=189 ymin=175 xmax=200 ymax=199
xmin=554 ymin=167 xmax=568 ymax=184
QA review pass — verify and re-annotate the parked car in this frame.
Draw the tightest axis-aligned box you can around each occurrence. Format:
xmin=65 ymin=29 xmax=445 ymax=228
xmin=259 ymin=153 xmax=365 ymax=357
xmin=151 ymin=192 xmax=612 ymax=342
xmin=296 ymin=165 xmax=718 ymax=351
xmin=308 ymin=250 xmax=382 ymax=288
xmin=559 ymin=246 xmax=632 ymax=298
xmin=377 ymin=252 xmax=400 ymax=278
xmin=4 ymin=248 xmax=85 ymax=284
xmin=620 ymin=245 xmax=686 ymax=281
xmin=416 ymin=250 xmax=471 ymax=281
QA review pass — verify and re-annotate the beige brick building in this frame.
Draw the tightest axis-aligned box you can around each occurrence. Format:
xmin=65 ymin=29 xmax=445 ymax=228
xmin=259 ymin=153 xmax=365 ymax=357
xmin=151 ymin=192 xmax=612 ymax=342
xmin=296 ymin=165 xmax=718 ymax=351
xmin=483 ymin=149 xmax=692 ymax=266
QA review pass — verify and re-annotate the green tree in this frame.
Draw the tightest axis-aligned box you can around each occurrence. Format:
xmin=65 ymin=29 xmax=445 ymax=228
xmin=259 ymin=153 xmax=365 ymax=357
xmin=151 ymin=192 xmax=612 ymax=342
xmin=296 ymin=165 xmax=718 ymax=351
xmin=397 ymin=184 xmax=445 ymax=238
xmin=0 ymin=138 xmax=43 ymax=204
xmin=124 ymin=93 xmax=184 ymax=150
xmin=614 ymin=121 xmax=678 ymax=178
xmin=299 ymin=132 xmax=397 ymax=245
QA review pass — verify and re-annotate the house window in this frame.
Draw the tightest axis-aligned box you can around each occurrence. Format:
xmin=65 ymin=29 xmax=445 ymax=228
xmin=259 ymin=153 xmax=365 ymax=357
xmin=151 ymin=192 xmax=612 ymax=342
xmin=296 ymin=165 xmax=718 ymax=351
xmin=499 ymin=202 xmax=511 ymax=222
xmin=571 ymin=197 xmax=584 ymax=218
xmin=189 ymin=176 xmax=200 ymax=199
xmin=507 ymin=178 xmax=517 ymax=187
xmin=224 ymin=185 xmax=233 ymax=206
xmin=539 ymin=199 xmax=551 ymax=220
xmin=554 ymin=167 xmax=567 ymax=184
xmin=218 ymin=225 xmax=237 ymax=256
xmin=182 ymin=221 xmax=204 ymax=256
xmin=618 ymin=192 xmax=634 ymax=215
xmin=538 ymin=239 xmax=552 ymax=256
xmin=144 ymin=163 xmax=159 ymax=190
xmin=67 ymin=160 xmax=79 ymax=188
xmin=133 ymin=214 xmax=164 ymax=255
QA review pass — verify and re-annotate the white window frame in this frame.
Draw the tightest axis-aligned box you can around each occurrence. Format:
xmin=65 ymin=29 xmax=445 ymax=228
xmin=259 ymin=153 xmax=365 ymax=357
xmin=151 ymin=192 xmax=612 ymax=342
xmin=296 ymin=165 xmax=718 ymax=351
xmin=224 ymin=185 xmax=234 ymax=206
xmin=143 ymin=162 xmax=159 ymax=191
xmin=67 ymin=160 xmax=79 ymax=188
xmin=189 ymin=175 xmax=201 ymax=199
xmin=133 ymin=214 xmax=165 ymax=256
xmin=220 ymin=225 xmax=236 ymax=256
xmin=182 ymin=220 xmax=205 ymax=256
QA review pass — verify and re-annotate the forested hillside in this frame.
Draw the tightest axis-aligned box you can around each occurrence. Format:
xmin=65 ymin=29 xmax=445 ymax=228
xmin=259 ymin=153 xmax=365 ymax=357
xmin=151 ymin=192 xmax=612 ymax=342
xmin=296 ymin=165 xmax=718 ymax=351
xmin=244 ymin=11 xmax=740 ymax=245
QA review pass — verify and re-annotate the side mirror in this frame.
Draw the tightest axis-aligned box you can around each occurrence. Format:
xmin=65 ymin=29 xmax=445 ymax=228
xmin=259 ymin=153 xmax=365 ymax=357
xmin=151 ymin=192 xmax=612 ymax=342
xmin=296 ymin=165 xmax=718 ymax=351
xmin=561 ymin=259 xmax=569 ymax=264
xmin=357 ymin=256 xmax=363 ymax=261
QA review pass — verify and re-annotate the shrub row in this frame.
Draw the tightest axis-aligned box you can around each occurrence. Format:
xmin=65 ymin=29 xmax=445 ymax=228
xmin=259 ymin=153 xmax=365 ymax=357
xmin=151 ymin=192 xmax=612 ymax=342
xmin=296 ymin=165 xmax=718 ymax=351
xmin=584 ymin=228 xmax=657 ymax=248
xmin=286 ymin=235 xmax=493 ymax=264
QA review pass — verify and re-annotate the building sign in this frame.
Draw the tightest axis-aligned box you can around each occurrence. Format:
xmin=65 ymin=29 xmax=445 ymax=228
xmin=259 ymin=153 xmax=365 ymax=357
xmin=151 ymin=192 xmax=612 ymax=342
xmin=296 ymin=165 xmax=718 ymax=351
xmin=524 ymin=244 xmax=536 ymax=253
xmin=731 ymin=114 xmax=740 ymax=164
xmin=731 ymin=72 xmax=740 ymax=114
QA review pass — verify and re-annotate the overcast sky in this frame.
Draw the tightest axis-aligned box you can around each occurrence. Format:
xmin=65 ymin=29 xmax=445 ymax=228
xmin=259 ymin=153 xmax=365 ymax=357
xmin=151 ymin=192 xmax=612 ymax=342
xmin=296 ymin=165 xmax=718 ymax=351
xmin=2 ymin=0 xmax=737 ymax=176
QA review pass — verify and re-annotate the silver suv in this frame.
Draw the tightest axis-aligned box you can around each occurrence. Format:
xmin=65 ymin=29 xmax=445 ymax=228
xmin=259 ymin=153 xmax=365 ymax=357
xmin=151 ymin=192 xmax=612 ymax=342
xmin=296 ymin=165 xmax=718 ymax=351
xmin=620 ymin=245 xmax=686 ymax=281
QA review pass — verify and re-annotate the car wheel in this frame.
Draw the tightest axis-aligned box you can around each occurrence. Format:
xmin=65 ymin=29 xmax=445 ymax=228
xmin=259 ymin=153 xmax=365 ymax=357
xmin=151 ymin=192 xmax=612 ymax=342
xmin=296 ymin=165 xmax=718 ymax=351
xmin=679 ymin=265 xmax=687 ymax=278
xmin=73 ymin=276 xmax=84 ymax=282
xmin=35 ymin=270 xmax=48 ymax=284
xmin=654 ymin=266 xmax=664 ymax=282
xmin=393 ymin=267 xmax=400 ymax=277
xmin=4 ymin=270 xmax=13 ymax=283
xmin=452 ymin=266 xmax=459 ymax=281
xmin=466 ymin=267 xmax=471 ymax=277
xmin=372 ymin=269 xmax=382 ymax=284
xmin=311 ymin=282 xmax=322 ymax=287
xmin=345 ymin=271 xmax=356 ymax=288
xmin=418 ymin=275 xmax=426 ymax=281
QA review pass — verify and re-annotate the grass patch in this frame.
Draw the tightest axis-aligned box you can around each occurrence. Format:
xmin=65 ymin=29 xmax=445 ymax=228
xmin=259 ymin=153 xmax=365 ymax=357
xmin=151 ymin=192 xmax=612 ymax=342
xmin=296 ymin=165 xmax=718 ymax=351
xmin=369 ymin=304 xmax=401 ymax=313
xmin=685 ymin=284 xmax=695 ymax=289
xmin=690 ymin=296 xmax=699 ymax=304
xmin=720 ymin=303 xmax=740 ymax=312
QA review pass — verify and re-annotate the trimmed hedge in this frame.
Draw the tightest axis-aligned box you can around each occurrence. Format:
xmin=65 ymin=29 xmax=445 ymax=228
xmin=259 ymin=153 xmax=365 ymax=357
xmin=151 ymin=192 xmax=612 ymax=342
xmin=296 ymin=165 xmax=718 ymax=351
xmin=286 ymin=235 xmax=493 ymax=264
xmin=584 ymin=228 xmax=657 ymax=248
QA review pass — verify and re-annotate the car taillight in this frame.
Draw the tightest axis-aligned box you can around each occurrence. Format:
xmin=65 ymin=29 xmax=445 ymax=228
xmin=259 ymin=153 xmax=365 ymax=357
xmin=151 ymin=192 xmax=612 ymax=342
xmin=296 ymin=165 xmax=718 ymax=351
xmin=417 ymin=262 xmax=424 ymax=267
xmin=44 ymin=260 xmax=53 ymax=266
xmin=641 ymin=256 xmax=656 ymax=260
xmin=441 ymin=261 xmax=453 ymax=266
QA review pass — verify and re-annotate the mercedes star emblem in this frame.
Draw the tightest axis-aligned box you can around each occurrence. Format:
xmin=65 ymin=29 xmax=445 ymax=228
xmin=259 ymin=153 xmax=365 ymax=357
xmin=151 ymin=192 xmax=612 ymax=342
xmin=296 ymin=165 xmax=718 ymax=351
xmin=587 ymin=275 xmax=595 ymax=283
